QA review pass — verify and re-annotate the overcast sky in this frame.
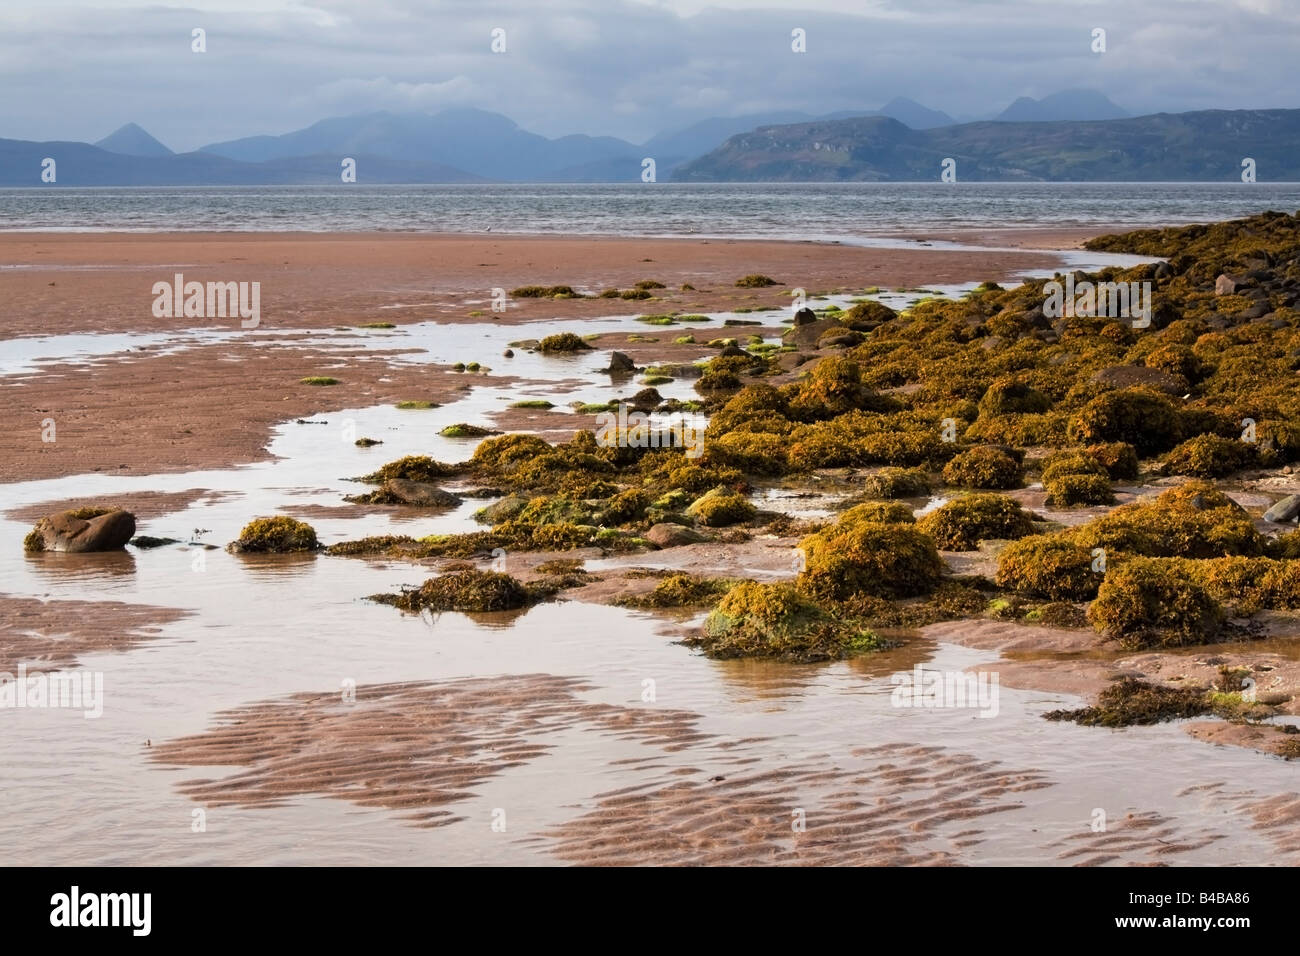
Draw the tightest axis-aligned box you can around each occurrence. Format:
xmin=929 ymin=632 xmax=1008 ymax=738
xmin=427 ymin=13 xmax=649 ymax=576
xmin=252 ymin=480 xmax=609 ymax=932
xmin=0 ymin=0 xmax=1294 ymax=151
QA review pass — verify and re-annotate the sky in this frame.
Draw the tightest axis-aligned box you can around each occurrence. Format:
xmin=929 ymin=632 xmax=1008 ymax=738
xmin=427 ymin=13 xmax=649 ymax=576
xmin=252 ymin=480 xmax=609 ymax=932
xmin=0 ymin=0 xmax=1295 ymax=151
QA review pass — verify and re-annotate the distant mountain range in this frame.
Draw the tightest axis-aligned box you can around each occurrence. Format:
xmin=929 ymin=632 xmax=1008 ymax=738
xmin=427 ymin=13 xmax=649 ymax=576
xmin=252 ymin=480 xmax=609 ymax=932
xmin=673 ymin=109 xmax=1300 ymax=182
xmin=5 ymin=91 xmax=1289 ymax=185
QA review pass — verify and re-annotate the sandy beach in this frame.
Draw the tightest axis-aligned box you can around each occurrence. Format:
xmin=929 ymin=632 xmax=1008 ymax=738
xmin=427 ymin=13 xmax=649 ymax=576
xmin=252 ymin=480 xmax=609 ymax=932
xmin=4 ymin=220 xmax=1299 ymax=868
xmin=1 ymin=232 xmax=1060 ymax=482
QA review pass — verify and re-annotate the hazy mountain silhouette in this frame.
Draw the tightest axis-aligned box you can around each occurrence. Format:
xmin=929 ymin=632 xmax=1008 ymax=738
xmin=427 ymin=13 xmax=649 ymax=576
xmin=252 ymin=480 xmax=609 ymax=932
xmin=995 ymin=89 xmax=1129 ymax=122
xmin=0 ymin=138 xmax=486 ymax=185
xmin=200 ymin=108 xmax=640 ymax=181
xmin=95 ymin=122 xmax=174 ymax=157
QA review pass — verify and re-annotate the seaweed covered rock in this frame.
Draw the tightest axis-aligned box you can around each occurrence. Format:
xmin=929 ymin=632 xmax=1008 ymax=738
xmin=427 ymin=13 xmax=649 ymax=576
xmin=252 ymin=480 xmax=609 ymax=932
xmin=1088 ymin=559 xmax=1225 ymax=649
xmin=23 ymin=507 xmax=136 ymax=553
xmin=859 ymin=466 xmax=930 ymax=499
xmin=1045 ymin=473 xmax=1114 ymax=507
xmin=690 ymin=581 xmax=885 ymax=662
xmin=360 ymin=455 xmax=457 ymax=484
xmin=916 ymin=494 xmax=1035 ymax=551
xmin=785 ymin=356 xmax=896 ymax=421
xmin=1160 ymin=434 xmax=1256 ymax=478
xmin=228 ymin=516 xmax=319 ymax=553
xmin=617 ymin=572 xmax=733 ymax=608
xmin=798 ymin=516 xmax=943 ymax=600
xmin=994 ymin=535 xmax=1100 ymax=601
xmin=978 ymin=378 xmax=1052 ymax=416
xmin=350 ymin=479 xmax=462 ymax=508
xmin=836 ymin=501 xmax=915 ymax=524
xmin=1066 ymin=388 xmax=1182 ymax=453
xmin=538 ymin=332 xmax=593 ymax=353
xmin=1086 ymin=442 xmax=1140 ymax=481
xmin=687 ymin=487 xmax=756 ymax=527
xmin=941 ymin=446 xmax=1023 ymax=489
xmin=1063 ymin=490 xmax=1261 ymax=559
xmin=374 ymin=570 xmax=539 ymax=613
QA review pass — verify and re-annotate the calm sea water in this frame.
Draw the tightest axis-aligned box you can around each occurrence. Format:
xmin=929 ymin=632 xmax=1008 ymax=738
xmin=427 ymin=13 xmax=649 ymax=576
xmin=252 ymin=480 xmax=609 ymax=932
xmin=1 ymin=183 xmax=1298 ymax=237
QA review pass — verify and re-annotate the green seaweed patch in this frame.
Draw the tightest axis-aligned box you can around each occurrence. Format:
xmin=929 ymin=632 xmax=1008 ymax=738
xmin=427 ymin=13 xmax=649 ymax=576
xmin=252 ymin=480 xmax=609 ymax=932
xmin=1045 ymin=473 xmax=1115 ymax=507
xmin=354 ymin=437 xmax=383 ymax=447
xmin=228 ymin=516 xmax=319 ymax=553
xmin=687 ymin=487 xmax=756 ymax=527
xmin=510 ymin=400 xmax=556 ymax=409
xmin=538 ymin=332 xmax=594 ymax=353
xmin=735 ymin=274 xmax=779 ymax=288
xmin=916 ymin=494 xmax=1035 ymax=551
xmin=941 ymin=446 xmax=1023 ymax=490
xmin=511 ymin=285 xmax=579 ymax=298
xmin=616 ymin=572 xmax=736 ymax=609
xmin=395 ymin=400 xmax=439 ymax=410
xmin=440 ymin=423 xmax=498 ymax=437
xmin=373 ymin=570 xmax=549 ymax=613
xmin=360 ymin=455 xmax=457 ymax=484
xmin=688 ymin=581 xmax=889 ymax=662
xmin=1160 ymin=434 xmax=1257 ymax=479
xmin=358 ymin=322 xmax=396 ymax=329
xmin=995 ymin=535 xmax=1099 ymax=601
xmin=1088 ymin=559 xmax=1225 ymax=649
xmin=1042 ymin=677 xmax=1275 ymax=728
xmin=300 ymin=376 xmax=339 ymax=386
xmin=798 ymin=512 xmax=944 ymax=600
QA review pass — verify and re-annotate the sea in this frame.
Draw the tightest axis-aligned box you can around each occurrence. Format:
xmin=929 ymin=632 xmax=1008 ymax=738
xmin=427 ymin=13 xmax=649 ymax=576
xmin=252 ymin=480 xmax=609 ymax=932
xmin=1 ymin=182 xmax=1298 ymax=237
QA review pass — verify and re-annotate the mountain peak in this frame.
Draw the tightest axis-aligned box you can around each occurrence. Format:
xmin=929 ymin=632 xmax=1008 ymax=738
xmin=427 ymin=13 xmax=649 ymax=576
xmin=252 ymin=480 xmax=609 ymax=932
xmin=95 ymin=123 xmax=174 ymax=157
xmin=995 ymin=89 xmax=1129 ymax=123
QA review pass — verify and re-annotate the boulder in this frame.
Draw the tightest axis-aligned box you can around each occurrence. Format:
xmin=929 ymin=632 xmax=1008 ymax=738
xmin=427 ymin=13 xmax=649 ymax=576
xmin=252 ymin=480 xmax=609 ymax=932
xmin=605 ymin=351 xmax=636 ymax=373
xmin=1263 ymin=495 xmax=1300 ymax=524
xmin=644 ymin=523 xmax=706 ymax=548
xmin=1153 ymin=262 xmax=1173 ymax=280
xmin=717 ymin=344 xmax=750 ymax=358
xmin=25 ymin=509 xmax=136 ymax=553
xmin=792 ymin=307 xmax=819 ymax=326
xmin=476 ymin=495 xmax=530 ymax=524
xmin=382 ymin=479 xmax=462 ymax=508
xmin=628 ymin=387 xmax=663 ymax=411
xmin=784 ymin=316 xmax=839 ymax=349
xmin=819 ymin=334 xmax=860 ymax=348
xmin=1215 ymin=274 xmax=1239 ymax=295
xmin=1091 ymin=365 xmax=1183 ymax=395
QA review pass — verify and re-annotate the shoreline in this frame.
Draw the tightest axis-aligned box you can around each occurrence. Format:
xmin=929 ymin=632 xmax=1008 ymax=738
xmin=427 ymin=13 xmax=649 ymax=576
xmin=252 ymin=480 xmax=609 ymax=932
xmin=1 ymin=229 xmax=1077 ymax=482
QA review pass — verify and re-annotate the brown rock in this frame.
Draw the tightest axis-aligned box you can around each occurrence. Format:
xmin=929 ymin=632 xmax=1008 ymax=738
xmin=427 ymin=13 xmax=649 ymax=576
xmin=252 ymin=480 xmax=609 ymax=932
xmin=381 ymin=479 xmax=462 ymax=508
xmin=644 ymin=523 xmax=706 ymax=548
xmin=25 ymin=509 xmax=136 ymax=553
xmin=605 ymin=351 xmax=636 ymax=373
xmin=1091 ymin=365 xmax=1183 ymax=395
xmin=1215 ymin=274 xmax=1238 ymax=295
